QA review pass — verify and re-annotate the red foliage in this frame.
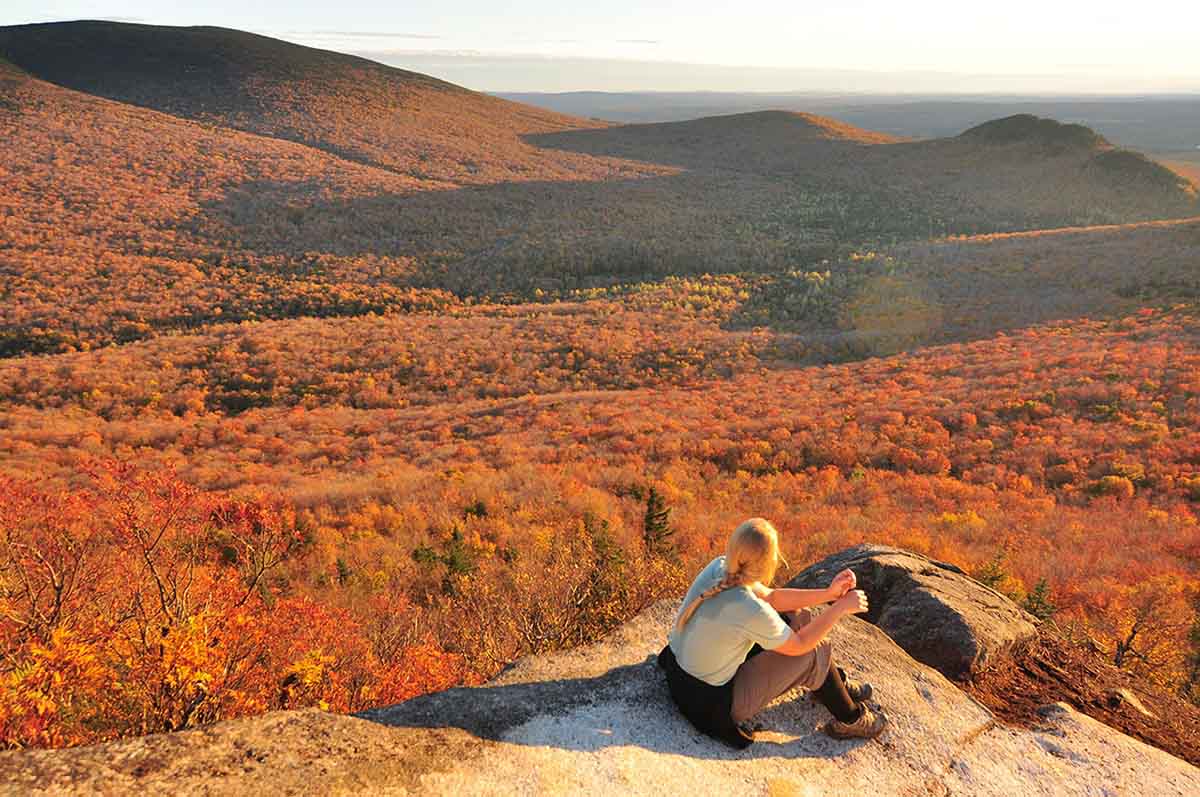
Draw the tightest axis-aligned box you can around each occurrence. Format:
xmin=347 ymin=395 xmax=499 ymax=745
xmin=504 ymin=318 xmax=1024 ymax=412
xmin=0 ymin=466 xmax=472 ymax=748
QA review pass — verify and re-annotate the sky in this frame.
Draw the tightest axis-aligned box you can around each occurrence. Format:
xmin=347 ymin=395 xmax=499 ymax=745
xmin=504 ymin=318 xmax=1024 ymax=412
xmin=5 ymin=1 xmax=1200 ymax=93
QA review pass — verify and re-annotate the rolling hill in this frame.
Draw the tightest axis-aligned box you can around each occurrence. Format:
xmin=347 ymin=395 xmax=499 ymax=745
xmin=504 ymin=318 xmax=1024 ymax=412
xmin=528 ymin=110 xmax=1196 ymax=219
xmin=0 ymin=20 xmax=626 ymax=185
xmin=520 ymin=109 xmax=901 ymax=173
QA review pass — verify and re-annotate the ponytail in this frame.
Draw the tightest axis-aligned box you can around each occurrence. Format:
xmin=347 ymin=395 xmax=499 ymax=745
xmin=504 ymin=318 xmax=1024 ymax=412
xmin=674 ymin=562 xmax=750 ymax=633
xmin=674 ymin=518 xmax=782 ymax=633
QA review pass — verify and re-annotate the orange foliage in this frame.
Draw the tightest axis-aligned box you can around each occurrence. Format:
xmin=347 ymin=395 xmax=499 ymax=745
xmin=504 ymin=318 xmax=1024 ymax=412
xmin=3 ymin=308 xmax=1200 ymax=748
xmin=0 ymin=467 xmax=473 ymax=748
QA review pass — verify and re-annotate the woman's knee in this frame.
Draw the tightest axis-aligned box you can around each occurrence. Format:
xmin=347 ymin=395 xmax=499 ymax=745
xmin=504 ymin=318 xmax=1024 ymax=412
xmin=818 ymin=641 xmax=835 ymax=677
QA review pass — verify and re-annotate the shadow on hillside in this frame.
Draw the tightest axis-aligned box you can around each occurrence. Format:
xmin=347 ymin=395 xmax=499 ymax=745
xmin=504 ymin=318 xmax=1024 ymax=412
xmin=195 ymin=166 xmax=1200 ymax=363
xmin=522 ymin=113 xmax=894 ymax=175
xmin=200 ymin=122 xmax=1196 ymax=302
xmin=201 ymin=166 xmax=1065 ymax=300
xmin=201 ymin=171 xmax=863 ymax=293
xmin=355 ymin=657 xmax=861 ymax=761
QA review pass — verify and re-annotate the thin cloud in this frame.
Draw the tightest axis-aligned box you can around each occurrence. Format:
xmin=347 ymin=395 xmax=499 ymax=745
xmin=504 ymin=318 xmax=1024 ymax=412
xmin=618 ymin=39 xmax=661 ymax=45
xmin=508 ymin=37 xmax=583 ymax=45
xmin=287 ymin=30 xmax=443 ymax=40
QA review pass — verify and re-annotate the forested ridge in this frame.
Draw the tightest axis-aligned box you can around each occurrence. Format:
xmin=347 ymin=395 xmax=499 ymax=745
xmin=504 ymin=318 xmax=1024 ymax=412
xmin=2 ymin=21 xmax=1200 ymax=749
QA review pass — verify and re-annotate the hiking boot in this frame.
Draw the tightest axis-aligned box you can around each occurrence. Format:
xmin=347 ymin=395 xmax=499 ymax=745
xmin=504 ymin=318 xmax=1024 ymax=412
xmin=824 ymin=705 xmax=887 ymax=740
xmin=845 ymin=677 xmax=873 ymax=704
xmin=838 ymin=667 xmax=873 ymax=704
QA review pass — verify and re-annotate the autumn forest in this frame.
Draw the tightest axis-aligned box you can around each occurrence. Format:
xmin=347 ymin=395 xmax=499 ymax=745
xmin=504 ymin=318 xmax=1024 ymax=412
xmin=2 ymin=21 xmax=1200 ymax=749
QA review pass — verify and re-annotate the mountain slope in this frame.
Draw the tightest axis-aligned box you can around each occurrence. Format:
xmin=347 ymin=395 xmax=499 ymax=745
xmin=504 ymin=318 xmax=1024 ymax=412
xmin=0 ymin=21 xmax=616 ymax=184
xmin=0 ymin=59 xmax=451 ymax=356
xmin=1160 ymin=152 xmax=1200 ymax=187
xmin=0 ymin=58 xmax=666 ymax=355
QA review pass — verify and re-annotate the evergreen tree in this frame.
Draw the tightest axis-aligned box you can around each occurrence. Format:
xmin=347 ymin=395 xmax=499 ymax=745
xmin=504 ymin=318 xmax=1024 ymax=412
xmin=975 ymin=550 xmax=1009 ymax=590
xmin=1022 ymin=577 xmax=1057 ymax=621
xmin=580 ymin=511 xmax=628 ymax=625
xmin=412 ymin=528 xmax=477 ymax=595
xmin=642 ymin=486 xmax=674 ymax=558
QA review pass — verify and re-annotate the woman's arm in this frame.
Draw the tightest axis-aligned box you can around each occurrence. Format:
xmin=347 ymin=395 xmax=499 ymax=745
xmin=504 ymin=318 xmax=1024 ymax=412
xmin=757 ymin=585 xmax=835 ymax=612
xmin=774 ymin=590 xmax=868 ymax=657
xmin=754 ymin=568 xmax=857 ymax=612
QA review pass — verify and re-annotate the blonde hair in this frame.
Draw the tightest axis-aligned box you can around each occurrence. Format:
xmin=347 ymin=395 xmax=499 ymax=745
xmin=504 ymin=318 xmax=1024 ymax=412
xmin=674 ymin=518 xmax=785 ymax=633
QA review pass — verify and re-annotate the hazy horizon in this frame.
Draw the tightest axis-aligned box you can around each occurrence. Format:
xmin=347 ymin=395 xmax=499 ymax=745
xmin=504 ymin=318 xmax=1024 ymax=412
xmin=4 ymin=1 xmax=1200 ymax=94
xmin=362 ymin=52 xmax=1200 ymax=95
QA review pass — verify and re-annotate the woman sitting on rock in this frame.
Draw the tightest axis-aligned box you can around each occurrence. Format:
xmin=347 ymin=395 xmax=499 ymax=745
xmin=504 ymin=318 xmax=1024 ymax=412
xmin=658 ymin=518 xmax=886 ymax=747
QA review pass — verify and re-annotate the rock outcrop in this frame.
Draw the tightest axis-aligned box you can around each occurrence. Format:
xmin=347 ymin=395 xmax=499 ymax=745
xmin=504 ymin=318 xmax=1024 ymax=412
xmin=786 ymin=544 xmax=1038 ymax=680
xmin=2 ymin=590 xmax=1196 ymax=796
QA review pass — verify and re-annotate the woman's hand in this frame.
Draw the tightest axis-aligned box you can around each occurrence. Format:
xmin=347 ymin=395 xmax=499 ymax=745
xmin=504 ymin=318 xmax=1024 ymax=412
xmin=828 ymin=568 xmax=857 ymax=600
xmin=834 ymin=589 xmax=869 ymax=616
xmin=775 ymin=590 xmax=868 ymax=657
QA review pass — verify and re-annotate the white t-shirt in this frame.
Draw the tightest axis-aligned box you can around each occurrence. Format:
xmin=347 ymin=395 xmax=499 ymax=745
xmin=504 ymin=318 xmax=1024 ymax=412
xmin=667 ymin=556 xmax=792 ymax=686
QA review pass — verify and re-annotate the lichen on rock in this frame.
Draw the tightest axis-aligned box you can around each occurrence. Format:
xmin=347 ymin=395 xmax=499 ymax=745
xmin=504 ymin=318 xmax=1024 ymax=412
xmin=785 ymin=544 xmax=1038 ymax=680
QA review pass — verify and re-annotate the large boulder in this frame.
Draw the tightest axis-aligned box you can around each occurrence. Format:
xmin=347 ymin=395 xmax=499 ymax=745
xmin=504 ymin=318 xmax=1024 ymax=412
xmin=2 ymin=589 xmax=1197 ymax=796
xmin=785 ymin=544 xmax=1038 ymax=680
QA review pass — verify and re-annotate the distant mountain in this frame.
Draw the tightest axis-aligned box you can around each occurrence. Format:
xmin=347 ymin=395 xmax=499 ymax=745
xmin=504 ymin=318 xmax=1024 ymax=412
xmin=521 ymin=110 xmax=897 ymax=176
xmin=528 ymin=111 xmax=1197 ymax=223
xmin=496 ymin=91 xmax=1200 ymax=153
xmin=958 ymin=114 xmax=1108 ymax=149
